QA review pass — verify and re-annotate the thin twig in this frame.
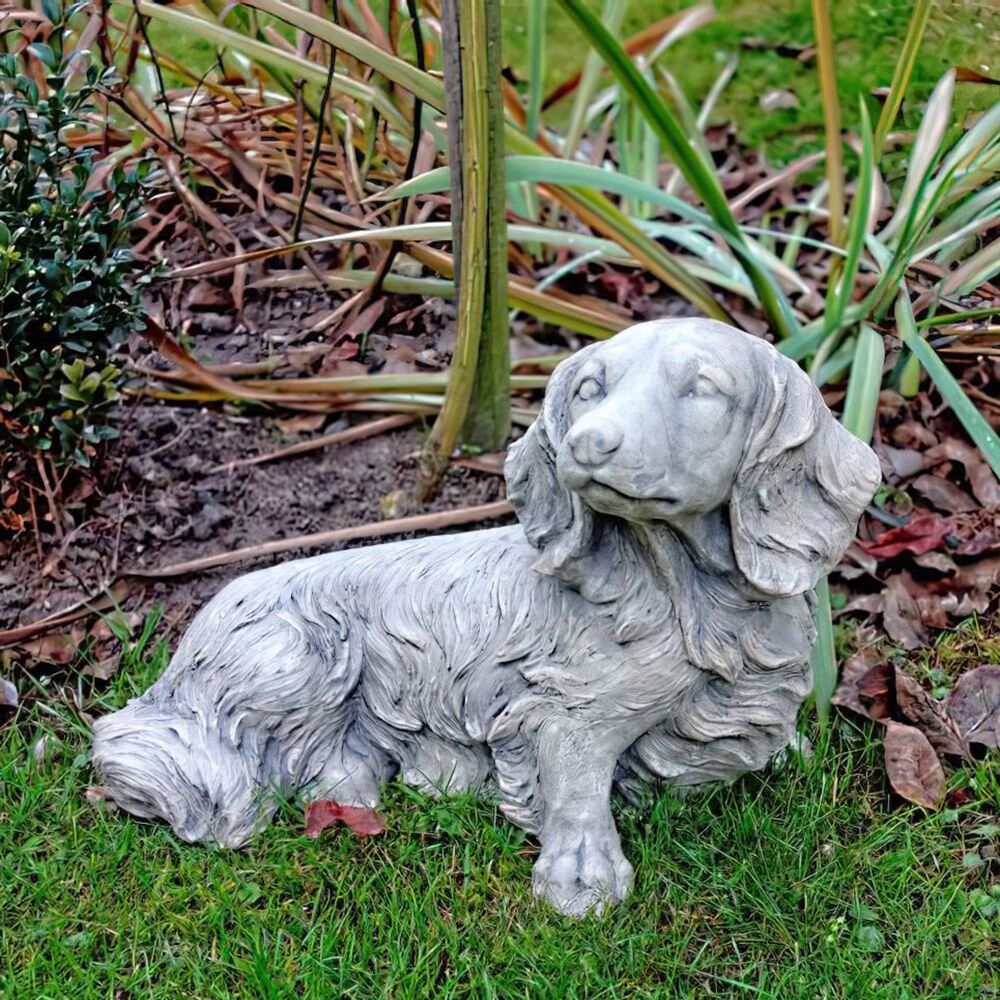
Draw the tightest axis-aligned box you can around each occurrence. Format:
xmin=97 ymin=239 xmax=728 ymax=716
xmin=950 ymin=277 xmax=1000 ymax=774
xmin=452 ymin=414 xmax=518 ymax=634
xmin=133 ymin=1 xmax=180 ymax=146
xmin=0 ymin=583 xmax=130 ymax=649
xmin=34 ymin=454 xmax=64 ymax=542
xmin=355 ymin=0 xmax=426 ymax=306
xmin=291 ymin=0 xmax=339 ymax=241
xmin=211 ymin=414 xmax=416 ymax=474
xmin=123 ymin=500 xmax=515 ymax=579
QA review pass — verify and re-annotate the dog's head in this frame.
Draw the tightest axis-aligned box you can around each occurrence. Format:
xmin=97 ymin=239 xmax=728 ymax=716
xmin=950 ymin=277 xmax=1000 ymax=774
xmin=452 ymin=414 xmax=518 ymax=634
xmin=506 ymin=319 xmax=881 ymax=599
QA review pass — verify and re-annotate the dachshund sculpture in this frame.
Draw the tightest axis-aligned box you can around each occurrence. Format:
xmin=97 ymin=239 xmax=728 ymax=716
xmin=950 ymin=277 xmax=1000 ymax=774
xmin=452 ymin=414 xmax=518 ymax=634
xmin=94 ymin=319 xmax=881 ymax=916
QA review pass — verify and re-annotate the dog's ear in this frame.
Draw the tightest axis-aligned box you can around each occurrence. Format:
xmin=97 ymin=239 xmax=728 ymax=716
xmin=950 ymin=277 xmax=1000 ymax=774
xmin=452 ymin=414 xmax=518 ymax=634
xmin=505 ymin=353 xmax=597 ymax=576
xmin=730 ymin=354 xmax=881 ymax=597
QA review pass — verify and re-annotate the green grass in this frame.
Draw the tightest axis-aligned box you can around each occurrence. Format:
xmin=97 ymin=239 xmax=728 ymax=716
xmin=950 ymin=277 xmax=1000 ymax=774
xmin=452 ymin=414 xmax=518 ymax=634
xmin=3 ymin=619 xmax=1000 ymax=999
xmin=507 ymin=0 xmax=999 ymax=162
xmin=132 ymin=0 xmax=997 ymax=166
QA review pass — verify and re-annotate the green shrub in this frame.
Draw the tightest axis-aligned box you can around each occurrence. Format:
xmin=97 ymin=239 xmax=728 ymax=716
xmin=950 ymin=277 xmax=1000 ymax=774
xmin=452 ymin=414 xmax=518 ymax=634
xmin=0 ymin=4 xmax=150 ymax=469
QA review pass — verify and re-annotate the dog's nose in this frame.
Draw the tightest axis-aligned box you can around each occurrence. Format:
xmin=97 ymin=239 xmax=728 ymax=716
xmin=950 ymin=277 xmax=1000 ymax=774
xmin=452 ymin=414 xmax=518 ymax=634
xmin=568 ymin=422 xmax=623 ymax=467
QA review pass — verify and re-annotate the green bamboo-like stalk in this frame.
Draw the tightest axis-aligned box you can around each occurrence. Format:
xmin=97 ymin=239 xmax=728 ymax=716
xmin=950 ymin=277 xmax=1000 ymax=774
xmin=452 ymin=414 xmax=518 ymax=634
xmin=462 ymin=0 xmax=510 ymax=452
xmin=420 ymin=0 xmax=509 ymax=496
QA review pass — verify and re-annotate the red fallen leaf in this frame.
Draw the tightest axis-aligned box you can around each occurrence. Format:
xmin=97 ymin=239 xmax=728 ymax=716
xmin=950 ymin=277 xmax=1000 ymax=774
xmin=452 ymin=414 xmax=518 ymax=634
xmin=947 ymin=665 xmax=1000 ymax=749
xmin=858 ymin=514 xmax=953 ymax=559
xmin=833 ymin=652 xmax=890 ymax=720
xmin=857 ymin=661 xmax=894 ymax=722
xmin=946 ymin=787 xmax=972 ymax=807
xmin=884 ymin=723 xmax=945 ymax=810
xmin=305 ymin=800 xmax=386 ymax=838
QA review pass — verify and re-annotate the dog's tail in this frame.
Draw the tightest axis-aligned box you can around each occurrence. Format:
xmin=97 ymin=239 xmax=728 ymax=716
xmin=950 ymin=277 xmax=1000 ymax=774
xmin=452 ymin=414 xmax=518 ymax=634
xmin=94 ymin=565 xmax=366 ymax=843
xmin=92 ymin=705 xmax=266 ymax=847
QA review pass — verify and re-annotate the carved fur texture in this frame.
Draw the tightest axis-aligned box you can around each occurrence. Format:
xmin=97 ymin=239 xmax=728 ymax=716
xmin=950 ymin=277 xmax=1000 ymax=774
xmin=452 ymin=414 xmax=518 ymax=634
xmin=94 ymin=319 xmax=881 ymax=916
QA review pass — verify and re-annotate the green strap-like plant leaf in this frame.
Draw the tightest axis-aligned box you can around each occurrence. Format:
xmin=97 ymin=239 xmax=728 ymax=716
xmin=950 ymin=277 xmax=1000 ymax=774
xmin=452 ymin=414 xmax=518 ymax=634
xmin=841 ymin=326 xmax=885 ymax=446
xmin=826 ymin=101 xmax=875 ymax=334
xmin=555 ymin=0 xmax=798 ymax=339
xmin=872 ymin=0 xmax=932 ymax=157
xmin=811 ymin=578 xmax=837 ymax=728
xmin=896 ymin=292 xmax=1000 ymax=477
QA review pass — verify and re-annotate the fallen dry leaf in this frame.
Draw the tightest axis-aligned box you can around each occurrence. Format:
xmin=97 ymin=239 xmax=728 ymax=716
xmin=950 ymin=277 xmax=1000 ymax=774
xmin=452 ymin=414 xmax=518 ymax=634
xmin=84 ymin=785 xmax=119 ymax=811
xmin=882 ymin=575 xmax=929 ymax=650
xmin=926 ymin=438 xmax=1000 ymax=507
xmin=912 ymin=551 xmax=958 ymax=575
xmin=911 ymin=474 xmax=977 ymax=514
xmin=859 ymin=514 xmax=952 ymax=560
xmin=954 ymin=510 xmax=1000 ymax=558
xmin=276 ymin=413 xmax=327 ymax=435
xmin=18 ymin=631 xmax=82 ymax=665
xmin=890 ymin=419 xmax=937 ymax=450
xmin=955 ymin=66 xmax=1000 ymax=85
xmin=305 ymin=800 xmax=386 ymax=838
xmin=878 ymin=444 xmax=925 ymax=480
xmin=832 ymin=651 xmax=887 ymax=718
xmin=856 ymin=661 xmax=894 ymax=723
xmin=81 ymin=654 xmax=121 ymax=681
xmin=946 ymin=665 xmax=1000 ymax=749
xmin=913 ymin=592 xmax=954 ymax=630
xmin=759 ymin=88 xmax=799 ymax=112
xmin=894 ymin=671 xmax=971 ymax=759
xmin=884 ymin=723 xmax=945 ymax=809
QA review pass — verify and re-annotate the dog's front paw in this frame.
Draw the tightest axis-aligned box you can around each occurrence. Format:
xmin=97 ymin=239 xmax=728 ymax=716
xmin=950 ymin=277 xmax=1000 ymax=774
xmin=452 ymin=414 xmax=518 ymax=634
xmin=532 ymin=827 xmax=634 ymax=917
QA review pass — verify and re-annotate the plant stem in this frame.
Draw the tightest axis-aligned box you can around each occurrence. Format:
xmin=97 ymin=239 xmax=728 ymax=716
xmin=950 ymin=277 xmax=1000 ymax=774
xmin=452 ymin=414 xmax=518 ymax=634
xmin=420 ymin=0 xmax=509 ymax=497
xmin=811 ymin=0 xmax=844 ymax=247
xmin=292 ymin=1 xmax=338 ymax=242
xmin=462 ymin=0 xmax=510 ymax=453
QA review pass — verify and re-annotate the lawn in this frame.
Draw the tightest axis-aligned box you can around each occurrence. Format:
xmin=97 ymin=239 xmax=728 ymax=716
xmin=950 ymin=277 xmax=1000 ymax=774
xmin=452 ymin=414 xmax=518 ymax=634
xmin=3 ymin=620 xmax=999 ymax=999
xmin=136 ymin=0 xmax=1000 ymax=163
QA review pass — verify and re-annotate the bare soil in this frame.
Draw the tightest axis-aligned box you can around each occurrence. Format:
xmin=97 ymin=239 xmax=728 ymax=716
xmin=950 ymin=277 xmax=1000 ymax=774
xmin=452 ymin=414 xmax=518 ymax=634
xmin=0 ymin=401 xmax=509 ymax=632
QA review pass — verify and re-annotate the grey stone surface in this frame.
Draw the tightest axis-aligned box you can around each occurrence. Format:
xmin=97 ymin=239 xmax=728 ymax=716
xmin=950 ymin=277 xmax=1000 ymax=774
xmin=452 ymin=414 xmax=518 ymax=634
xmin=93 ymin=319 xmax=881 ymax=916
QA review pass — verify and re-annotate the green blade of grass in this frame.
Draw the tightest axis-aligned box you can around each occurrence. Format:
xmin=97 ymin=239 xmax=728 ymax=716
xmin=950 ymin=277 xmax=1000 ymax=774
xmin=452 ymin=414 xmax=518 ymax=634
xmin=563 ymin=0 xmax=627 ymax=157
xmin=555 ymin=0 xmax=797 ymax=340
xmin=878 ymin=70 xmax=955 ymax=244
xmin=525 ymin=0 xmax=548 ymax=139
xmin=940 ymin=234 xmax=1000 ymax=296
xmin=896 ymin=292 xmax=1000 ymax=476
xmin=811 ymin=576 xmax=836 ymax=728
xmin=916 ymin=307 xmax=1000 ymax=328
xmin=841 ymin=325 xmax=885 ymax=444
xmin=386 ymin=158 xmax=712 ymax=225
xmin=872 ymin=0 xmax=932 ymax=158
xmin=826 ymin=101 xmax=874 ymax=334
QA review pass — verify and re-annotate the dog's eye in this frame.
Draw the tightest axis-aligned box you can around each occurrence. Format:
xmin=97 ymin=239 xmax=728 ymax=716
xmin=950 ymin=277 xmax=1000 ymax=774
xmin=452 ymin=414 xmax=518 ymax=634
xmin=576 ymin=377 xmax=603 ymax=401
xmin=685 ymin=375 xmax=719 ymax=398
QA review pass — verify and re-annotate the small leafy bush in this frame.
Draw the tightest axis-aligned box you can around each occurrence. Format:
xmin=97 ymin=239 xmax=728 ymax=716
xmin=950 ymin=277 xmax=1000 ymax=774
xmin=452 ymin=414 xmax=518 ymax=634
xmin=0 ymin=5 xmax=150 ymax=469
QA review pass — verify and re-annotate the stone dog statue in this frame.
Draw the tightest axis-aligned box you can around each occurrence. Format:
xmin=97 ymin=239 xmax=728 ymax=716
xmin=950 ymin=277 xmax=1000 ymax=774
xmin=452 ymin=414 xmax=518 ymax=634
xmin=93 ymin=319 xmax=881 ymax=916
